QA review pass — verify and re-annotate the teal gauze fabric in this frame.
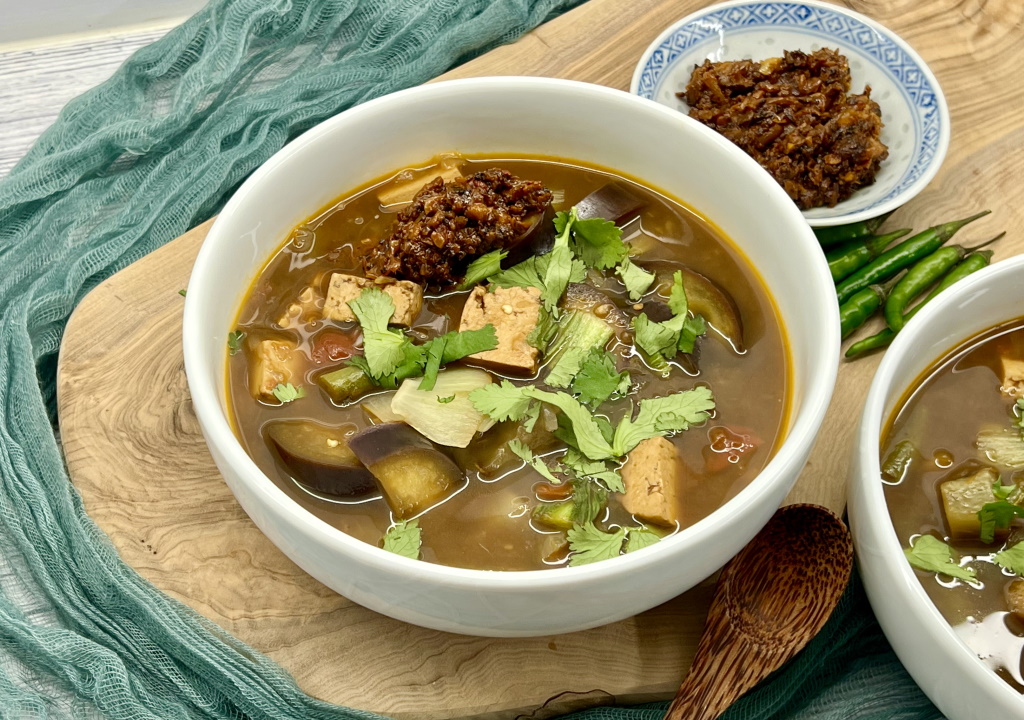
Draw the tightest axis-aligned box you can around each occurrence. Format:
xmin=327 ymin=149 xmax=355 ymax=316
xmin=0 ymin=0 xmax=945 ymax=718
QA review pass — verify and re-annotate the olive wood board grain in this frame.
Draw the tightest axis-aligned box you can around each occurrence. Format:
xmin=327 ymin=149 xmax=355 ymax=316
xmin=55 ymin=0 xmax=1024 ymax=718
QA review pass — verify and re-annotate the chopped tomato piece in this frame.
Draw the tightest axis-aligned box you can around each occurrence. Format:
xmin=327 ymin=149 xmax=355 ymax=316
xmin=310 ymin=329 xmax=362 ymax=364
xmin=704 ymin=426 xmax=762 ymax=474
xmin=534 ymin=481 xmax=572 ymax=502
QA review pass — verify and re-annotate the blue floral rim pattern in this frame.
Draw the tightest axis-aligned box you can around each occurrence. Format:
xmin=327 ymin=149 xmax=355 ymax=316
xmin=634 ymin=1 xmax=944 ymax=213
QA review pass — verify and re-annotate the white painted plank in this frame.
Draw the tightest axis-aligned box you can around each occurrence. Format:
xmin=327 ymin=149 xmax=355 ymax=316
xmin=0 ymin=27 xmax=172 ymax=178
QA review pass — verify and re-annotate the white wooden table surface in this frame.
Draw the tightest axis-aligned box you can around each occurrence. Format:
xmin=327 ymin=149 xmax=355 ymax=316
xmin=0 ymin=25 xmax=174 ymax=178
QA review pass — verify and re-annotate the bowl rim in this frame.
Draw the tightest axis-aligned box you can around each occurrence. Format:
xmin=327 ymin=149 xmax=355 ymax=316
xmin=183 ymin=75 xmax=839 ymax=590
xmin=628 ymin=0 xmax=951 ymax=228
xmin=853 ymin=254 xmax=1024 ymax=711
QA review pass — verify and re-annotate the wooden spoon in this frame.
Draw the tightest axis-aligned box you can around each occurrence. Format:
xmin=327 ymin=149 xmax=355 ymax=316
xmin=664 ymin=504 xmax=854 ymax=720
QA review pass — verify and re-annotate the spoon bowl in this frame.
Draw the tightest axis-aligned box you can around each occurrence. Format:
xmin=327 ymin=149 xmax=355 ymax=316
xmin=665 ymin=504 xmax=854 ymax=720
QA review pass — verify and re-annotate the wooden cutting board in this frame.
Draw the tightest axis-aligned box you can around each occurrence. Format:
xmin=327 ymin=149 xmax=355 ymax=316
xmin=55 ymin=0 xmax=1024 ymax=718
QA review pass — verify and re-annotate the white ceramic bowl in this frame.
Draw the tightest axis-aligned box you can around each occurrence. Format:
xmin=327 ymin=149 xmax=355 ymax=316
xmin=631 ymin=0 xmax=949 ymax=228
xmin=849 ymin=256 xmax=1024 ymax=719
xmin=183 ymin=76 xmax=839 ymax=637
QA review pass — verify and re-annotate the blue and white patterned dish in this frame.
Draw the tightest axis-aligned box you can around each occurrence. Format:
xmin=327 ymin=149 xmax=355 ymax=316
xmin=631 ymin=0 xmax=949 ymax=227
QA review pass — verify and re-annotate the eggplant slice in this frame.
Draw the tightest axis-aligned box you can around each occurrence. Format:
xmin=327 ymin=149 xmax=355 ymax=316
xmin=265 ymin=421 xmax=378 ymax=499
xmin=348 ymin=423 xmax=464 ymax=519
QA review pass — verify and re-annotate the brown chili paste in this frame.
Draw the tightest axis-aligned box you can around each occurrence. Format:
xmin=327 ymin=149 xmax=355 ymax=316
xmin=363 ymin=168 xmax=552 ymax=286
xmin=682 ymin=48 xmax=888 ymax=209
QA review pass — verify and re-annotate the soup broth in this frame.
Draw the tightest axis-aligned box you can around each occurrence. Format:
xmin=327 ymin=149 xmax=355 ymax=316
xmin=227 ymin=154 xmax=789 ymax=571
xmin=883 ymin=318 xmax=1024 ymax=691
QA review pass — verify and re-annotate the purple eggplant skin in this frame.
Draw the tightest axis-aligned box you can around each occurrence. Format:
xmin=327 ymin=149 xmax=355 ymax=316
xmin=505 ymin=206 xmax=557 ymax=265
xmin=574 ymin=183 xmax=644 ymax=224
xmin=265 ymin=421 xmax=378 ymax=499
xmin=347 ymin=423 xmax=464 ymax=519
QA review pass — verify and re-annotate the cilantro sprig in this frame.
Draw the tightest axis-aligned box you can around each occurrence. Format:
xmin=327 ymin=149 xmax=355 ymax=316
xmin=345 ymin=287 xmax=497 ymax=389
xmin=556 ymin=210 xmax=628 ymax=270
xmin=469 ymin=383 xmax=714 ymax=461
xmin=489 ymin=206 xmax=628 ymax=310
xmin=633 ymin=271 xmax=707 ymax=362
xmin=570 ymin=348 xmax=631 ymax=409
xmin=271 ymin=383 xmax=305 ymax=404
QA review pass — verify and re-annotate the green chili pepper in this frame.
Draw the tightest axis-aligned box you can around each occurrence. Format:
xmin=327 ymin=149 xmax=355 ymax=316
xmin=827 ymin=228 xmax=911 ymax=284
xmin=834 ymin=210 xmax=990 ymax=304
xmin=845 ymin=249 xmax=994 ymax=359
xmin=883 ymin=246 xmax=969 ymax=332
xmin=918 ymin=247 xmax=997 ymax=305
xmin=839 ymin=275 xmax=900 ymax=339
xmin=886 ymin=233 xmax=1003 ymax=332
xmin=813 ymin=211 xmax=894 ymax=247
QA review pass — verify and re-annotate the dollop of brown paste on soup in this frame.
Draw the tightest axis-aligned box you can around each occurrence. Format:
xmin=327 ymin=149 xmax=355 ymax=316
xmin=363 ymin=168 xmax=552 ymax=286
xmin=682 ymin=48 xmax=888 ymax=209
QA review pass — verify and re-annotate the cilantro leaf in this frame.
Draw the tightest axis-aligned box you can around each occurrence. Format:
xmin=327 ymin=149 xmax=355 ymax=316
xmin=521 ymin=401 xmax=542 ymax=433
xmin=668 ymin=270 xmax=689 ymax=317
xmin=631 ymin=271 xmax=707 ymax=364
xmin=570 ymin=216 xmax=627 ymax=270
xmin=567 ymin=523 xmax=626 ymax=566
xmin=612 ymin=387 xmax=715 ymax=456
xmin=625 ymin=526 xmax=663 ymax=553
xmin=417 ymin=325 xmax=497 ymax=391
xmin=561 ymin=449 xmax=625 ymax=494
xmin=348 ymin=288 xmax=408 ymax=379
xmin=633 ymin=313 xmax=680 ymax=357
xmin=436 ymin=394 xmax=455 ymax=404
xmin=616 ymin=257 xmax=655 ymax=300
xmin=382 ymin=520 xmax=421 ymax=559
xmin=540 ymin=234 xmax=575 ymax=310
xmin=571 ymin=348 xmax=630 ymax=408
xmin=227 ymin=330 xmax=245 ymax=356
xmin=418 ymin=337 xmax=447 ymax=392
xmin=178 ymin=289 xmax=187 ymax=297
xmin=978 ymin=500 xmax=1024 ymax=543
xmin=488 ymin=250 xmax=584 ymax=303
xmin=994 ymin=542 xmax=1024 ymax=575
xmin=904 ymin=534 xmax=976 ymax=582
xmin=570 ymin=479 xmax=607 ymax=524
xmin=271 ymin=383 xmax=305 ymax=404
xmin=458 ymin=249 xmax=508 ymax=291
xmin=992 ymin=479 xmax=1018 ymax=502
xmin=508 ymin=440 xmax=561 ymax=483
xmin=437 ymin=325 xmax=498 ymax=363
xmin=678 ymin=315 xmax=707 ymax=354
xmin=469 ymin=380 xmax=533 ymax=422
xmin=523 ymin=388 xmax=616 ymax=460
xmin=489 ymin=255 xmax=546 ymax=291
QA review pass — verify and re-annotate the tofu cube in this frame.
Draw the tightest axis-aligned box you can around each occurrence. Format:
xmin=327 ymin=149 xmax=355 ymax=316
xmin=249 ymin=339 xmax=299 ymax=402
xmin=322 ymin=273 xmax=422 ymax=327
xmin=940 ymin=467 xmax=1009 ymax=538
xmin=1006 ymin=578 xmax=1024 ymax=619
xmin=1000 ymin=357 xmax=1024 ymax=396
xmin=458 ymin=285 xmax=541 ymax=374
xmin=621 ymin=437 xmax=681 ymax=527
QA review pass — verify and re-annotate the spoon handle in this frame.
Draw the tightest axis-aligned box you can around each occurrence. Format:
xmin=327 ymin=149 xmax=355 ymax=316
xmin=663 ymin=626 xmax=774 ymax=720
